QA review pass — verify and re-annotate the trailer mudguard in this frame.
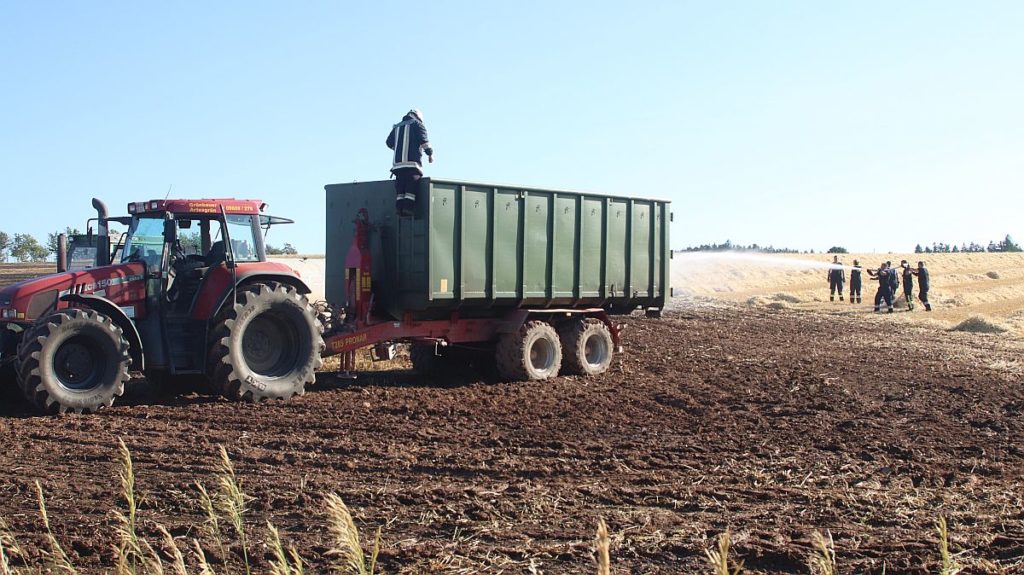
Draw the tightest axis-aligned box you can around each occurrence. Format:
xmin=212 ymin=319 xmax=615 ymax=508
xmin=61 ymin=293 xmax=145 ymax=371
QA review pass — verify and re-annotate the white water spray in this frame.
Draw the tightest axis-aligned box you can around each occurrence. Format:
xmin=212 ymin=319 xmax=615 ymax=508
xmin=669 ymin=251 xmax=886 ymax=300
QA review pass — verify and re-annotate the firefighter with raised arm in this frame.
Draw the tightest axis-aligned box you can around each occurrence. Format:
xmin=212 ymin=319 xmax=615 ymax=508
xmin=386 ymin=108 xmax=434 ymax=217
xmin=866 ymin=262 xmax=894 ymax=313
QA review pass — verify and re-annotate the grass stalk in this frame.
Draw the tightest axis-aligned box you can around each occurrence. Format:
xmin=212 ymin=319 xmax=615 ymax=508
xmin=937 ymin=516 xmax=961 ymax=575
xmin=156 ymin=525 xmax=188 ymax=575
xmin=192 ymin=539 xmax=216 ymax=575
xmin=809 ymin=531 xmax=836 ymax=575
xmin=324 ymin=493 xmax=378 ymax=575
xmin=215 ymin=446 xmax=252 ymax=575
xmin=268 ymin=522 xmax=292 ymax=575
xmin=595 ymin=519 xmax=610 ymax=575
xmin=34 ymin=481 xmax=77 ymax=575
xmin=114 ymin=438 xmax=142 ymax=574
xmin=195 ymin=481 xmax=229 ymax=568
xmin=0 ymin=517 xmax=24 ymax=575
xmin=704 ymin=530 xmax=742 ymax=575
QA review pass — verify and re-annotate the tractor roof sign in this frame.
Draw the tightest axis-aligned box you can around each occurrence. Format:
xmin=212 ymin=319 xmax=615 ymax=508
xmin=127 ymin=198 xmax=265 ymax=215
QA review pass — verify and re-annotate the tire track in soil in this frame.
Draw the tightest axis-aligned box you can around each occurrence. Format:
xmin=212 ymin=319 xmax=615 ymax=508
xmin=1 ymin=303 xmax=1023 ymax=574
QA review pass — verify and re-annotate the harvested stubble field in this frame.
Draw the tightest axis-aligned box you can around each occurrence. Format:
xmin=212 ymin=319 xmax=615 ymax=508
xmin=1 ymin=262 xmax=1024 ymax=573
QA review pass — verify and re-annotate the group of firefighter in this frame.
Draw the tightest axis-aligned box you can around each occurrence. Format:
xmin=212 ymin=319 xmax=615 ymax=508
xmin=827 ymin=256 xmax=932 ymax=313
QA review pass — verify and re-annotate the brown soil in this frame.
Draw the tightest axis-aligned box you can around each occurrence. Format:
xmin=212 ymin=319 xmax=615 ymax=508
xmin=2 ymin=299 xmax=1023 ymax=573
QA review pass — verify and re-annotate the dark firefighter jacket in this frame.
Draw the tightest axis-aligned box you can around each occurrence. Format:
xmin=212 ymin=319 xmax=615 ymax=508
xmin=386 ymin=114 xmax=433 ymax=174
xmin=917 ymin=267 xmax=930 ymax=291
xmin=902 ymin=266 xmax=914 ymax=292
xmin=827 ymin=264 xmax=845 ymax=283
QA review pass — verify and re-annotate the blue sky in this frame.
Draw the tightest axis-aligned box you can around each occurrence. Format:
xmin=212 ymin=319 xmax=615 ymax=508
xmin=2 ymin=2 xmax=1022 ymax=253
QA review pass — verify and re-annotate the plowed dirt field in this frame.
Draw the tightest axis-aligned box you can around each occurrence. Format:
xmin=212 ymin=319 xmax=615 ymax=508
xmin=2 ymin=296 xmax=1023 ymax=574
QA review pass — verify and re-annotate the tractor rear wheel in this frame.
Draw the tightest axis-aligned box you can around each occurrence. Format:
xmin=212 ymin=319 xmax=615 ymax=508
xmin=16 ymin=308 xmax=131 ymax=414
xmin=495 ymin=320 xmax=562 ymax=382
xmin=208 ymin=282 xmax=324 ymax=402
xmin=558 ymin=318 xmax=614 ymax=376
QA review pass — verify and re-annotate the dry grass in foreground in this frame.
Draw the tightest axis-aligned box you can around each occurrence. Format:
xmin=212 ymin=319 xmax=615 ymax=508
xmin=0 ymin=442 xmax=1003 ymax=574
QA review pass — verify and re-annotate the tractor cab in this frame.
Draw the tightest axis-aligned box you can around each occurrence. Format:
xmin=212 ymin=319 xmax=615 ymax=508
xmin=120 ymin=199 xmax=296 ymax=373
xmin=123 ymin=200 xmax=268 ymax=312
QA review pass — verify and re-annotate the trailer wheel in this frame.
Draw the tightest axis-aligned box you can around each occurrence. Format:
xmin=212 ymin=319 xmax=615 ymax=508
xmin=15 ymin=308 xmax=131 ymax=414
xmin=496 ymin=320 xmax=562 ymax=381
xmin=208 ymin=282 xmax=324 ymax=402
xmin=559 ymin=318 xmax=614 ymax=376
xmin=409 ymin=344 xmax=446 ymax=378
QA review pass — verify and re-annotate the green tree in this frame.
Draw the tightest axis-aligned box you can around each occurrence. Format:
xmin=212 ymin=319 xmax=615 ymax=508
xmin=46 ymin=227 xmax=83 ymax=256
xmin=0 ymin=230 xmax=10 ymax=262
xmin=914 ymin=244 xmax=923 ymax=253
xmin=282 ymin=242 xmax=298 ymax=255
xmin=266 ymin=244 xmax=284 ymax=255
xmin=11 ymin=233 xmax=49 ymax=262
xmin=826 ymin=246 xmax=848 ymax=254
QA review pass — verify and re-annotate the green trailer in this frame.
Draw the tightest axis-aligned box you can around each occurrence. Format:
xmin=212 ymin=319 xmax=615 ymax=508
xmin=323 ymin=178 xmax=670 ymax=381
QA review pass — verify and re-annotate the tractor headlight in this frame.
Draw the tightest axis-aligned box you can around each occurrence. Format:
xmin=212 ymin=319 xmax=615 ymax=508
xmin=0 ymin=309 xmax=16 ymax=319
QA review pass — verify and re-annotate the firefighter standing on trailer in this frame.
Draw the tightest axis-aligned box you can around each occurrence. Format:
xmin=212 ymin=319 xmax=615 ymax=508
xmin=827 ymin=255 xmax=846 ymax=302
xmin=849 ymin=259 xmax=863 ymax=304
xmin=386 ymin=109 xmax=434 ymax=217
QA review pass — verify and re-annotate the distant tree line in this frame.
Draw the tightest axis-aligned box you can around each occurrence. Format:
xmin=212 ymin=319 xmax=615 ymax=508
xmin=0 ymin=226 xmax=118 ymax=263
xmin=266 ymin=243 xmax=299 ymax=255
xmin=914 ymin=234 xmax=1022 ymax=254
xmin=679 ymin=240 xmax=805 ymax=254
xmin=0 ymin=231 xmax=48 ymax=262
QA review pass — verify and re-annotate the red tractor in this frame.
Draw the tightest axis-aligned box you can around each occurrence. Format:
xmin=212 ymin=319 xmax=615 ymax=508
xmin=0 ymin=198 xmax=324 ymax=413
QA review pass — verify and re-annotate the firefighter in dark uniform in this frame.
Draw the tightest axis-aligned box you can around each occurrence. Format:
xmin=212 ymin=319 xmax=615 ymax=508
xmin=885 ymin=260 xmax=899 ymax=303
xmin=900 ymin=260 xmax=915 ymax=311
xmin=849 ymin=259 xmax=863 ymax=304
xmin=386 ymin=109 xmax=434 ymax=217
xmin=867 ymin=262 xmax=894 ymax=313
xmin=826 ymin=255 xmax=845 ymax=302
xmin=911 ymin=261 xmax=933 ymax=311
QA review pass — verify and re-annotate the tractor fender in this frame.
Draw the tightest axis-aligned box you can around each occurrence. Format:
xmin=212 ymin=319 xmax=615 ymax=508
xmin=191 ymin=266 xmax=312 ymax=321
xmin=60 ymin=293 xmax=145 ymax=371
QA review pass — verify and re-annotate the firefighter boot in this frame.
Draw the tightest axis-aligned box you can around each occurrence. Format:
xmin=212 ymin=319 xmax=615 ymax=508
xmin=925 ymin=303 xmax=932 ymax=311
xmin=839 ymin=294 xmax=844 ymax=301
xmin=830 ymin=295 xmax=834 ymax=302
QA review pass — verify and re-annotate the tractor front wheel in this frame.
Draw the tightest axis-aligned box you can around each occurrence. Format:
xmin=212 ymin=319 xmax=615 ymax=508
xmin=208 ymin=282 xmax=324 ymax=402
xmin=16 ymin=308 xmax=131 ymax=414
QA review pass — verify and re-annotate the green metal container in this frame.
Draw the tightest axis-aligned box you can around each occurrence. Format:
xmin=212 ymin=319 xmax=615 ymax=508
xmin=325 ymin=179 xmax=670 ymax=320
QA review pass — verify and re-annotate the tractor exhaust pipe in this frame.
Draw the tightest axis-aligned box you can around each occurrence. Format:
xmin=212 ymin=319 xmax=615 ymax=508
xmin=57 ymin=233 xmax=68 ymax=272
xmin=92 ymin=198 xmax=110 ymax=267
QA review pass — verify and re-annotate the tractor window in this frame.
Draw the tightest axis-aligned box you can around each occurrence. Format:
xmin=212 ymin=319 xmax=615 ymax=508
xmin=223 ymin=215 xmax=259 ymax=262
xmin=121 ymin=217 xmax=166 ymax=271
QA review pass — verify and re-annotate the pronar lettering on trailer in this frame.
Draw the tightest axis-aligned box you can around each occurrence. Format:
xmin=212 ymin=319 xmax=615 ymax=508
xmin=58 ymin=275 xmax=145 ymax=298
xmin=331 ymin=333 xmax=368 ymax=351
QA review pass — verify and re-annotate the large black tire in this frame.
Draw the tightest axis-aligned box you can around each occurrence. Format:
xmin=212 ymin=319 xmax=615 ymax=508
xmin=558 ymin=318 xmax=614 ymax=376
xmin=495 ymin=320 xmax=562 ymax=382
xmin=15 ymin=308 xmax=131 ymax=414
xmin=208 ymin=282 xmax=324 ymax=402
xmin=409 ymin=344 xmax=446 ymax=378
